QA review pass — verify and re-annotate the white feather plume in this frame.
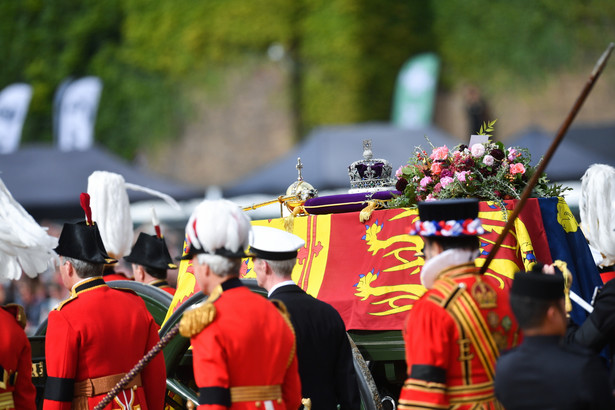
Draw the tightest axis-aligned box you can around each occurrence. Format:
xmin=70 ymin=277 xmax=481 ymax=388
xmin=124 ymin=183 xmax=180 ymax=211
xmin=580 ymin=164 xmax=615 ymax=266
xmin=0 ymin=178 xmax=59 ymax=280
xmin=88 ymin=171 xmax=134 ymax=259
xmin=87 ymin=171 xmax=181 ymax=259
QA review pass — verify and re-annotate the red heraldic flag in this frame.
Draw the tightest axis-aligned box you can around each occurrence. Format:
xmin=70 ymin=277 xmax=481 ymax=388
xmin=165 ymin=198 xmax=600 ymax=331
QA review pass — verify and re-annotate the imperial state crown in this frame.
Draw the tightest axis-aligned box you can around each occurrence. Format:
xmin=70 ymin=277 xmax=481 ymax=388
xmin=348 ymin=140 xmax=394 ymax=193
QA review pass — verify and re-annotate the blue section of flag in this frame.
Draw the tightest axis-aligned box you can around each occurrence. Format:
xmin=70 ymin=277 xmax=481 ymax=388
xmin=538 ymin=197 xmax=602 ymax=324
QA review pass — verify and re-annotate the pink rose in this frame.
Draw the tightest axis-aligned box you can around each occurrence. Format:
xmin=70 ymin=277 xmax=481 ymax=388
xmin=420 ymin=176 xmax=433 ymax=188
xmin=433 ymin=183 xmax=442 ymax=193
xmin=483 ymin=155 xmax=494 ymax=166
xmin=395 ymin=166 xmax=404 ymax=179
xmin=430 ymin=146 xmax=449 ymax=161
xmin=471 ymin=143 xmax=485 ymax=158
xmin=440 ymin=176 xmax=454 ymax=188
xmin=510 ymin=163 xmax=525 ymax=175
xmin=455 ymin=171 xmax=469 ymax=182
xmin=430 ymin=162 xmax=443 ymax=175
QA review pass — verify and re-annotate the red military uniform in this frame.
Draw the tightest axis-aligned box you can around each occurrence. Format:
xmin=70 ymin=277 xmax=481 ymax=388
xmin=399 ymin=263 xmax=522 ymax=409
xmin=0 ymin=305 xmax=36 ymax=410
xmin=43 ymin=277 xmax=166 ymax=410
xmin=150 ymin=279 xmax=176 ymax=296
xmin=102 ymin=267 xmax=132 ymax=282
xmin=181 ymin=278 xmax=302 ymax=410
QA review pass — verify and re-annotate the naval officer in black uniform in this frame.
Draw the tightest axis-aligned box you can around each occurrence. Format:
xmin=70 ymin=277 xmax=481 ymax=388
xmin=251 ymin=225 xmax=361 ymax=410
xmin=495 ymin=265 xmax=614 ymax=409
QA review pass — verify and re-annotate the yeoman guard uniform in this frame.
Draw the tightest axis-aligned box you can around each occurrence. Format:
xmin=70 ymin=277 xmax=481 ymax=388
xmin=178 ymin=199 xmax=302 ymax=410
xmin=398 ymin=199 xmax=521 ymax=409
xmin=43 ymin=194 xmax=166 ymax=410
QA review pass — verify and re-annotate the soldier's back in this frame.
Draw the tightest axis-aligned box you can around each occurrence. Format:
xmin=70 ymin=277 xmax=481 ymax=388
xmin=495 ymin=335 xmax=615 ymax=409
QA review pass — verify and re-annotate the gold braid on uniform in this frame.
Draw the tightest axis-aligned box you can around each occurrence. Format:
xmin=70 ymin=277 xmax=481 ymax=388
xmin=179 ymin=285 xmax=223 ymax=337
xmin=553 ymin=260 xmax=573 ymax=316
xmin=270 ymin=299 xmax=297 ymax=370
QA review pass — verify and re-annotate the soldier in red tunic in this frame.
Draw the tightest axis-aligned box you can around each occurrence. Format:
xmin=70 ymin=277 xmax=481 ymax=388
xmin=125 ymin=231 xmax=178 ymax=296
xmin=398 ymin=199 xmax=522 ymax=409
xmin=0 ymin=304 xmax=37 ymax=410
xmin=43 ymin=194 xmax=166 ymax=410
xmin=178 ymin=199 xmax=302 ymax=410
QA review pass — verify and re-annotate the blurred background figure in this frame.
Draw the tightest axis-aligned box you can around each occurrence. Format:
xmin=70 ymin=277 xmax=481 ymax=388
xmin=464 ymin=85 xmax=491 ymax=137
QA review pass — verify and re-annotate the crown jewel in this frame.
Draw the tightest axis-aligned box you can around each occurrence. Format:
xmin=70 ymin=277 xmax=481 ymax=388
xmin=286 ymin=157 xmax=318 ymax=212
xmin=348 ymin=140 xmax=394 ymax=193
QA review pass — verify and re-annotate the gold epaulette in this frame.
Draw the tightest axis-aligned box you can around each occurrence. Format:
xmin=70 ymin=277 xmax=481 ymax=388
xmin=179 ymin=285 xmax=222 ymax=337
xmin=56 ymin=295 xmax=78 ymax=311
xmin=2 ymin=303 xmax=27 ymax=329
xmin=179 ymin=302 xmax=217 ymax=337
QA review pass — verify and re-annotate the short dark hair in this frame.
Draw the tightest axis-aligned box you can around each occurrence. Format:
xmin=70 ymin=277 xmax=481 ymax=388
xmin=144 ymin=265 xmax=167 ymax=280
xmin=424 ymin=235 xmax=479 ymax=252
xmin=510 ymin=294 xmax=560 ymax=329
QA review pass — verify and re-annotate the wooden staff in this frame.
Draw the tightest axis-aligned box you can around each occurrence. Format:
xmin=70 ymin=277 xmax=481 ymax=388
xmin=480 ymin=42 xmax=614 ymax=275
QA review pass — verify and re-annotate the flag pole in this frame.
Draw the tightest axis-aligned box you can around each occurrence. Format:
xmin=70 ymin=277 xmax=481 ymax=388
xmin=479 ymin=42 xmax=614 ymax=275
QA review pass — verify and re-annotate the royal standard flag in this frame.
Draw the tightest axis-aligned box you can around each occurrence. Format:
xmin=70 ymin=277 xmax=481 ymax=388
xmin=165 ymin=198 xmax=601 ymax=330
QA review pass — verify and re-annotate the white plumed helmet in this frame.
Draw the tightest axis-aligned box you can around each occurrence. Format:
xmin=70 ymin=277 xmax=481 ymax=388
xmin=580 ymin=164 xmax=615 ymax=267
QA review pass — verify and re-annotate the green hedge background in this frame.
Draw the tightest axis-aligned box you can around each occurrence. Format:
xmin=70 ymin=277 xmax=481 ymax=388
xmin=1 ymin=0 xmax=613 ymax=159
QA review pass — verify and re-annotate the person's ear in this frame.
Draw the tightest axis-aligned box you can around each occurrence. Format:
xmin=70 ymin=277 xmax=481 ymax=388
xmin=64 ymin=260 xmax=75 ymax=278
xmin=139 ymin=265 xmax=147 ymax=280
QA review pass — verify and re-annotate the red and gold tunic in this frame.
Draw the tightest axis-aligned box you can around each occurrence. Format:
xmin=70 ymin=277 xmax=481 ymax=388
xmin=0 ymin=305 xmax=36 ymax=410
xmin=187 ymin=278 xmax=302 ymax=410
xmin=43 ymin=277 xmax=166 ymax=410
xmin=399 ymin=263 xmax=522 ymax=409
xmin=150 ymin=279 xmax=176 ymax=296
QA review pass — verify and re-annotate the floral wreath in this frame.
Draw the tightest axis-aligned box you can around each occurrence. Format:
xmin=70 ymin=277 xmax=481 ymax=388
xmin=389 ymin=120 xmax=569 ymax=210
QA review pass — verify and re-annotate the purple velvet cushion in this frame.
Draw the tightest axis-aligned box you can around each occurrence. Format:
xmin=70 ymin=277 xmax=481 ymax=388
xmin=303 ymin=190 xmax=400 ymax=215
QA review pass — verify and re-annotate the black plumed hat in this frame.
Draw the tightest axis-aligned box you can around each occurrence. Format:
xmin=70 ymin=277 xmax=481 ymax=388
xmin=124 ymin=232 xmax=178 ymax=270
xmin=54 ymin=193 xmax=117 ymax=264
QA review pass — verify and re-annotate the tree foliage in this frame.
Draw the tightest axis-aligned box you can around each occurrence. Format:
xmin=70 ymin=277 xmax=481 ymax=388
xmin=1 ymin=0 xmax=613 ymax=159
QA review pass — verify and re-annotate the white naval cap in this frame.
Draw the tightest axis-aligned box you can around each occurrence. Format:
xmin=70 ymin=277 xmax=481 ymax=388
xmin=250 ymin=226 xmax=305 ymax=261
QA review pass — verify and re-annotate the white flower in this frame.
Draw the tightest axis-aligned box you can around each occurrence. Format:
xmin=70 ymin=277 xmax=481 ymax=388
xmin=471 ymin=143 xmax=485 ymax=158
xmin=483 ymin=155 xmax=494 ymax=166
